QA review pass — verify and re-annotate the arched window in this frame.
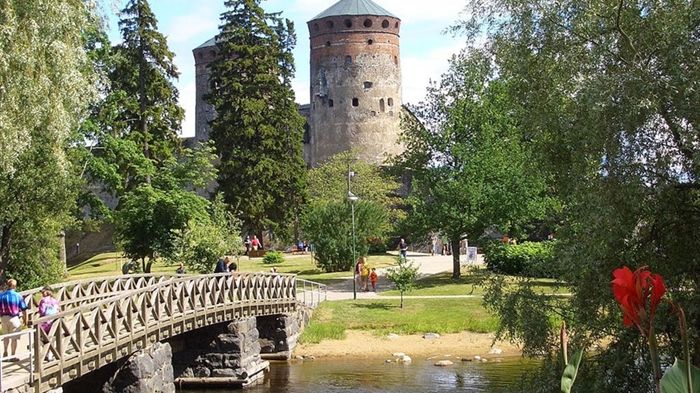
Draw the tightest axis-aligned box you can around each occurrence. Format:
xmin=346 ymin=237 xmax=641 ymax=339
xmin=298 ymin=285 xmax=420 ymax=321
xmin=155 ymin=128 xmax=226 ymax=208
xmin=364 ymin=19 xmax=373 ymax=28
xmin=367 ymin=39 xmax=373 ymax=45
xmin=344 ymin=19 xmax=352 ymax=28
xmin=314 ymin=23 xmax=320 ymax=32
xmin=394 ymin=56 xmax=398 ymax=65
xmin=352 ymin=98 xmax=359 ymax=107
xmin=328 ymin=99 xmax=334 ymax=107
xmin=379 ymin=98 xmax=385 ymax=112
xmin=388 ymin=98 xmax=394 ymax=106
xmin=326 ymin=20 xmax=334 ymax=29
xmin=395 ymin=21 xmax=399 ymax=28
xmin=345 ymin=55 xmax=352 ymax=65
xmin=382 ymin=20 xmax=389 ymax=28
xmin=363 ymin=81 xmax=373 ymax=89
xmin=326 ymin=41 xmax=331 ymax=47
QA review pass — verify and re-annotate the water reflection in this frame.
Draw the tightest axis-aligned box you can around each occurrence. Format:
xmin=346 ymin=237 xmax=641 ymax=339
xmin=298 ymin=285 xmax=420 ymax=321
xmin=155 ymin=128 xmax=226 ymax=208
xmin=181 ymin=357 xmax=538 ymax=393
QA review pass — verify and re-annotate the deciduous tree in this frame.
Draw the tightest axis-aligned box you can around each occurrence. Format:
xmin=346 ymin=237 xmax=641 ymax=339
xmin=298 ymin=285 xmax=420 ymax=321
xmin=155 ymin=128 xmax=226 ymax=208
xmin=0 ymin=0 xmax=97 ymax=286
xmin=396 ymin=50 xmax=551 ymax=279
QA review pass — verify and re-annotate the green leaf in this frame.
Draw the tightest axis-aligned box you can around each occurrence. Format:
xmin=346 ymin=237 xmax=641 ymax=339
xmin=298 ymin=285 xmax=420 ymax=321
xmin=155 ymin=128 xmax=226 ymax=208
xmin=560 ymin=350 xmax=583 ymax=393
xmin=661 ymin=358 xmax=700 ymax=393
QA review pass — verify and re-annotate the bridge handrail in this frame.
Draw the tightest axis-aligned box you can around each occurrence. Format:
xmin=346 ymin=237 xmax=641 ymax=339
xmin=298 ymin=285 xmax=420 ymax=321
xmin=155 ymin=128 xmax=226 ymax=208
xmin=20 ymin=274 xmax=178 ymax=320
xmin=296 ymin=278 xmax=327 ymax=308
xmin=30 ymin=272 xmax=297 ymax=392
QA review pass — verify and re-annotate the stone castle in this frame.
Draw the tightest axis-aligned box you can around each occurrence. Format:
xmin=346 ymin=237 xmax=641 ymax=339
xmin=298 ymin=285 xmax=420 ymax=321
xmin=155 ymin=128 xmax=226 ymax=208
xmin=192 ymin=0 xmax=403 ymax=167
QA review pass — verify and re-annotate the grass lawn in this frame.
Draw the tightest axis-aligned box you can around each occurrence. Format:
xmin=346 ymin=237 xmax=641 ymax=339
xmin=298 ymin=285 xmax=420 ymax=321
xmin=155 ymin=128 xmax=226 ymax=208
xmin=378 ymin=269 xmax=569 ymax=297
xmin=299 ymin=297 xmax=498 ymax=344
xmin=66 ymin=252 xmax=397 ymax=283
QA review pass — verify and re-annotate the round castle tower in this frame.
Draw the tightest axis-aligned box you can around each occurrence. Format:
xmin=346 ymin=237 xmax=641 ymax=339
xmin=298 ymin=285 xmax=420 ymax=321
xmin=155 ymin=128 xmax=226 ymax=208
xmin=307 ymin=0 xmax=403 ymax=166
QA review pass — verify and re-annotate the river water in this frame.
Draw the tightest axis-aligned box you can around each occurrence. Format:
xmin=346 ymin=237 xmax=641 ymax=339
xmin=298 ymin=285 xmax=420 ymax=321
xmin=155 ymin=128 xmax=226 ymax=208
xmin=182 ymin=357 xmax=538 ymax=393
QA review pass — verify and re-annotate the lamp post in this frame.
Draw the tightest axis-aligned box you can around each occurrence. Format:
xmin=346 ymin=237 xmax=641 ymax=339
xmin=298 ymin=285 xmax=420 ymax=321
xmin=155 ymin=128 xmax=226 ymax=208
xmin=348 ymin=191 xmax=359 ymax=300
xmin=347 ymin=165 xmax=358 ymax=300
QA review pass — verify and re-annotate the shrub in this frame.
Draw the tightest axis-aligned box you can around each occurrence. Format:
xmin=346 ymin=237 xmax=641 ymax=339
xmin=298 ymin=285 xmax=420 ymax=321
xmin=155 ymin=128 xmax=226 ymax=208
xmin=484 ymin=241 xmax=557 ymax=278
xmin=263 ymin=250 xmax=284 ymax=265
xmin=302 ymin=200 xmax=390 ymax=272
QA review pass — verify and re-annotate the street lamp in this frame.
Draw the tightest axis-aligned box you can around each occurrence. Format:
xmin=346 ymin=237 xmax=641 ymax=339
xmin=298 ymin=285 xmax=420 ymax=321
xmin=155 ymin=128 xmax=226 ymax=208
xmin=347 ymin=191 xmax=359 ymax=300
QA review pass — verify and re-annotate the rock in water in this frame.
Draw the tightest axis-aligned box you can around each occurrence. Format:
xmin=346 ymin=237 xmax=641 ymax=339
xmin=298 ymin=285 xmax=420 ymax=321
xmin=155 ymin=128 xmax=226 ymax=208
xmin=434 ymin=360 xmax=454 ymax=367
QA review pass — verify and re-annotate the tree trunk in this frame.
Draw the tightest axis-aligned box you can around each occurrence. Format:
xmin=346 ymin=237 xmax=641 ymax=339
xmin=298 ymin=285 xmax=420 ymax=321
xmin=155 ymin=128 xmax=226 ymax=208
xmin=58 ymin=230 xmax=67 ymax=276
xmin=451 ymin=239 xmax=461 ymax=279
xmin=0 ymin=223 xmax=12 ymax=280
xmin=400 ymin=291 xmax=404 ymax=308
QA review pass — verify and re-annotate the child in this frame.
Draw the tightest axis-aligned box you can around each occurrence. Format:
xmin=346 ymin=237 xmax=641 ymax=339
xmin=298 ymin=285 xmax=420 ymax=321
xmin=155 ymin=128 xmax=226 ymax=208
xmin=369 ymin=268 xmax=378 ymax=292
xmin=38 ymin=286 xmax=60 ymax=334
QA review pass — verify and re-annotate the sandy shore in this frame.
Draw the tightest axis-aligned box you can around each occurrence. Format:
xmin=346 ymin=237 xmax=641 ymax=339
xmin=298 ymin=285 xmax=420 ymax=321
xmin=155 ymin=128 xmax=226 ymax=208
xmin=294 ymin=330 xmax=521 ymax=360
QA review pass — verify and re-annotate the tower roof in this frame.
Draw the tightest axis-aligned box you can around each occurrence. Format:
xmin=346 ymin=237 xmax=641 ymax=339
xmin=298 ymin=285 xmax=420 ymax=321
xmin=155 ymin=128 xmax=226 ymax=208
xmin=310 ymin=0 xmax=398 ymax=21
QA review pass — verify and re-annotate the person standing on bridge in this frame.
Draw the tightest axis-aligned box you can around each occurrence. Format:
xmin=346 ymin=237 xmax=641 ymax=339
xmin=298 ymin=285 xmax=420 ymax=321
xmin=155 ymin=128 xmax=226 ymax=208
xmin=38 ymin=287 xmax=59 ymax=334
xmin=0 ymin=279 xmax=28 ymax=361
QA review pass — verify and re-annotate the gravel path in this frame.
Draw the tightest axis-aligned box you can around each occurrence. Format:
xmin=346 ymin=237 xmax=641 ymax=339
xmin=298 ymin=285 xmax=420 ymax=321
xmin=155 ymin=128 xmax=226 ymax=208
xmin=324 ymin=251 xmax=484 ymax=301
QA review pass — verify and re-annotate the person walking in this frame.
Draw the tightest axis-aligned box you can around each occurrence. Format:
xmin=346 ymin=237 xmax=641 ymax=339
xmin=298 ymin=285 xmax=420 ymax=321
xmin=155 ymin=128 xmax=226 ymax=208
xmin=251 ymin=235 xmax=261 ymax=251
xmin=354 ymin=258 xmax=363 ymax=290
xmin=369 ymin=268 xmax=378 ymax=292
xmin=176 ymin=263 xmax=186 ymax=274
xmin=399 ymin=238 xmax=408 ymax=260
xmin=360 ymin=258 xmax=370 ymax=291
xmin=0 ymin=279 xmax=28 ymax=361
xmin=244 ymin=236 xmax=251 ymax=255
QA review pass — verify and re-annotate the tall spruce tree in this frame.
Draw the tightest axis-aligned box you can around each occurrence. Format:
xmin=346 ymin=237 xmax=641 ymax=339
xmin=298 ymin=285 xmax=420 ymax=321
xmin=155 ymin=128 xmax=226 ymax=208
xmin=207 ymin=0 xmax=307 ymax=239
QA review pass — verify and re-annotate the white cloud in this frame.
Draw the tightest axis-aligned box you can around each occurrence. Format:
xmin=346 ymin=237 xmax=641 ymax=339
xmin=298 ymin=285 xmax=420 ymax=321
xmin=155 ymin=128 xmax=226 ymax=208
xmin=402 ymin=42 xmax=464 ymax=105
xmin=179 ymin=81 xmax=197 ymax=138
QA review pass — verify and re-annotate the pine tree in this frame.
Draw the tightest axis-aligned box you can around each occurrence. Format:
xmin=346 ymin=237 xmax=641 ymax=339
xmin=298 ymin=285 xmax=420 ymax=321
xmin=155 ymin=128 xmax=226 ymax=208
xmin=207 ymin=0 xmax=307 ymax=238
xmin=111 ymin=0 xmax=183 ymax=182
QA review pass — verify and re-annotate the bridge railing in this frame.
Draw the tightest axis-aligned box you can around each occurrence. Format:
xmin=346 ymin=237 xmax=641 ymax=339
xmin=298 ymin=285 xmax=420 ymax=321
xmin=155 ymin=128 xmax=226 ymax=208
xmin=29 ymin=273 xmax=297 ymax=393
xmin=20 ymin=274 xmax=178 ymax=322
xmin=296 ymin=279 xmax=327 ymax=308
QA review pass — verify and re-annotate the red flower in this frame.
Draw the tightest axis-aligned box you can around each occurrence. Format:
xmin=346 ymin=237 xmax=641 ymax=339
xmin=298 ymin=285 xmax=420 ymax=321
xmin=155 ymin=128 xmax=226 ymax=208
xmin=611 ymin=266 xmax=666 ymax=334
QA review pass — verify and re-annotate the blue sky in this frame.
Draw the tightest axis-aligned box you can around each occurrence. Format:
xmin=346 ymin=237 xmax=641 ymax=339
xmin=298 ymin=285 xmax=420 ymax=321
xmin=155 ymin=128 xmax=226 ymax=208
xmin=104 ymin=0 xmax=468 ymax=137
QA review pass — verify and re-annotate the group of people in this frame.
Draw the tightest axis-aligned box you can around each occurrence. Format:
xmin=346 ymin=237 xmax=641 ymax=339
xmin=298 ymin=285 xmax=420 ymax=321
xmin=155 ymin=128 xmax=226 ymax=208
xmin=0 ymin=279 xmax=59 ymax=361
xmin=243 ymin=235 xmax=261 ymax=254
xmin=354 ymin=257 xmax=379 ymax=292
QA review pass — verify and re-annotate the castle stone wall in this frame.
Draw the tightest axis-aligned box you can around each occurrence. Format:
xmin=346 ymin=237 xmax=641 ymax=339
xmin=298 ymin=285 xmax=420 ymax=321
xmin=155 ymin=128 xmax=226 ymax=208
xmin=307 ymin=14 xmax=403 ymax=166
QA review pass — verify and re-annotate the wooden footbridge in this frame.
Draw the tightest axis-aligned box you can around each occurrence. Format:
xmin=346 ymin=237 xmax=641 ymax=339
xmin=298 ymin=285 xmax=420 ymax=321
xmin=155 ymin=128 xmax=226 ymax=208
xmin=0 ymin=273 xmax=326 ymax=393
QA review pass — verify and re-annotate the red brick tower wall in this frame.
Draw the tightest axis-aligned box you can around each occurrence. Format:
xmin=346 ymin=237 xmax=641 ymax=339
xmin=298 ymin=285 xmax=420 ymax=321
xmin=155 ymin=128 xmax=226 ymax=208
xmin=307 ymin=14 xmax=403 ymax=166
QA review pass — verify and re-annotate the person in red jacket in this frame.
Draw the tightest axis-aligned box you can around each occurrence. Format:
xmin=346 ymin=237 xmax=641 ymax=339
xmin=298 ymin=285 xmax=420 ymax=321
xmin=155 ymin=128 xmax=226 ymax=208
xmin=369 ymin=268 xmax=378 ymax=292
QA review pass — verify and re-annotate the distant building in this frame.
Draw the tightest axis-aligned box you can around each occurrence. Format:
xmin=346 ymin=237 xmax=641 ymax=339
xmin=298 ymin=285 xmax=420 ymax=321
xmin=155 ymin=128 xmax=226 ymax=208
xmin=192 ymin=0 xmax=404 ymax=167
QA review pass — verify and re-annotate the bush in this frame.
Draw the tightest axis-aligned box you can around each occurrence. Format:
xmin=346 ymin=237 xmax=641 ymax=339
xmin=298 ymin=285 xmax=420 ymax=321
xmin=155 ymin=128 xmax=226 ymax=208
xmin=262 ymin=250 xmax=284 ymax=265
xmin=302 ymin=200 xmax=390 ymax=272
xmin=484 ymin=241 xmax=557 ymax=278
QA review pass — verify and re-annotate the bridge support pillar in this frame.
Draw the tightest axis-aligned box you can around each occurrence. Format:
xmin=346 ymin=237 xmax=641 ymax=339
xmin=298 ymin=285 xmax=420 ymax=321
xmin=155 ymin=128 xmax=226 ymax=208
xmin=257 ymin=307 xmax=312 ymax=360
xmin=102 ymin=342 xmax=175 ymax=393
xmin=173 ymin=317 xmax=268 ymax=388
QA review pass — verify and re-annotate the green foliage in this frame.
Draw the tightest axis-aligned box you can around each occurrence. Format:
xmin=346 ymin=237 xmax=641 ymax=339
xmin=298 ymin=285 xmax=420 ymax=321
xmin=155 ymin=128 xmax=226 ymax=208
xmin=0 ymin=0 xmax=97 ymax=283
xmin=207 ymin=0 xmax=307 ymax=237
xmin=301 ymin=200 xmax=390 ymax=272
xmin=386 ymin=257 xmax=419 ymax=308
xmin=560 ymin=350 xmax=583 ymax=393
xmin=660 ymin=358 xmax=700 ymax=393
xmin=308 ymin=150 xmax=405 ymax=223
xmin=484 ymin=241 xmax=557 ymax=278
xmin=457 ymin=0 xmax=700 ymax=389
xmin=167 ymin=195 xmax=243 ymax=274
xmin=394 ymin=50 xmax=552 ymax=279
xmin=263 ymin=250 xmax=285 ymax=265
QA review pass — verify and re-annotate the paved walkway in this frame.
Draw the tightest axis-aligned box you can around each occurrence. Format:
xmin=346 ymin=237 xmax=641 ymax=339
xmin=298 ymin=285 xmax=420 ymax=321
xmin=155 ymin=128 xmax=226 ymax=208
xmin=324 ymin=251 xmax=484 ymax=301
